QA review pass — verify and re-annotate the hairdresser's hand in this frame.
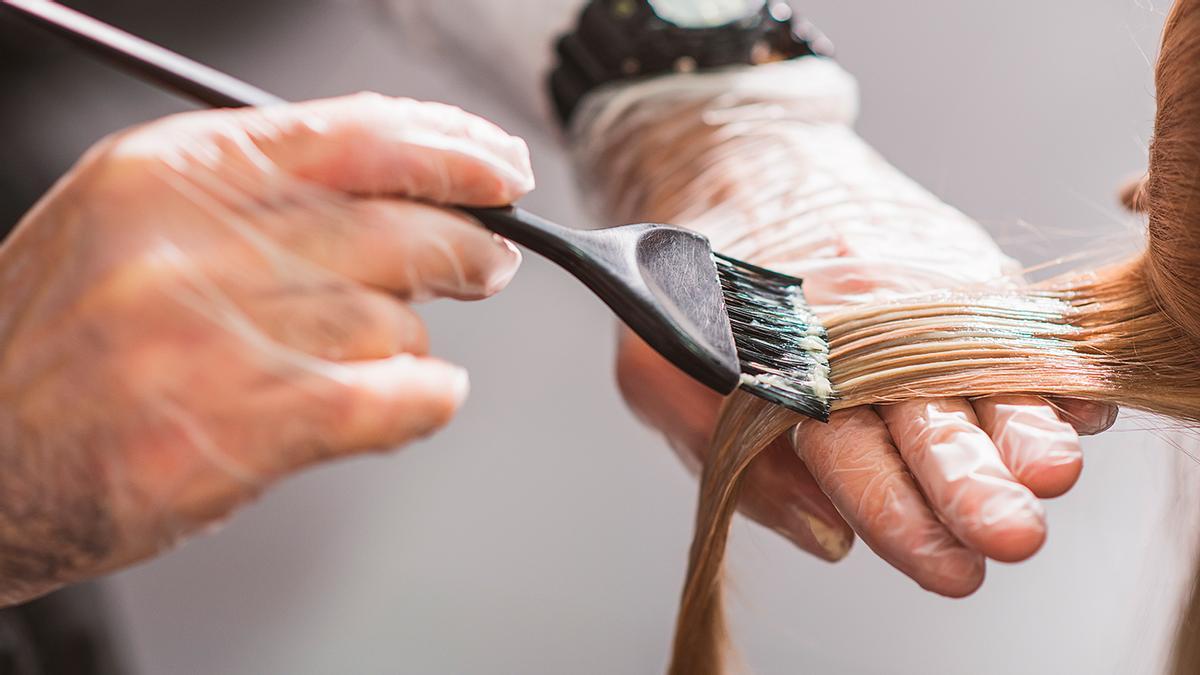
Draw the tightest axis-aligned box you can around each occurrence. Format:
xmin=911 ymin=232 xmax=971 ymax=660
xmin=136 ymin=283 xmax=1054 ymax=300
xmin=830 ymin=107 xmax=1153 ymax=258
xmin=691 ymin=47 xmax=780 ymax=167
xmin=0 ymin=94 xmax=533 ymax=606
xmin=610 ymin=62 xmax=1117 ymax=595
xmin=620 ymin=232 xmax=1117 ymax=595
xmin=621 ymin=248 xmax=1117 ymax=598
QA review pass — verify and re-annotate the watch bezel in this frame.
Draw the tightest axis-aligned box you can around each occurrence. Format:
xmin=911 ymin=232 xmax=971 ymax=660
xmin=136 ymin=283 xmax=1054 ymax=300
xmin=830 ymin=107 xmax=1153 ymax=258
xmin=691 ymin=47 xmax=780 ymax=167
xmin=549 ymin=0 xmax=832 ymax=126
xmin=644 ymin=0 xmax=768 ymax=30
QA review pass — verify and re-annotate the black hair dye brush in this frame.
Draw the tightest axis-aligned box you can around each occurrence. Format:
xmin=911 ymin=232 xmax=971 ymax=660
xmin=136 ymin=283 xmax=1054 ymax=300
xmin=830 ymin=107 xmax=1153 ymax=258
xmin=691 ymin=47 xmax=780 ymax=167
xmin=1 ymin=0 xmax=833 ymax=421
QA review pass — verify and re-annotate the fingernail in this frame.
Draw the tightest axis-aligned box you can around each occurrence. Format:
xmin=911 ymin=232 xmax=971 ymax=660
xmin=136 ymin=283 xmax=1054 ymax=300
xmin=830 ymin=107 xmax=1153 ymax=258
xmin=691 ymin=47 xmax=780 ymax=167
xmin=494 ymin=233 xmax=520 ymax=258
xmin=782 ymin=502 xmax=852 ymax=561
xmin=1056 ymin=401 xmax=1118 ymax=436
xmin=803 ymin=512 xmax=852 ymax=560
xmin=482 ymin=235 xmax=522 ymax=295
xmin=449 ymin=366 xmax=471 ymax=408
xmin=1099 ymin=405 xmax=1119 ymax=433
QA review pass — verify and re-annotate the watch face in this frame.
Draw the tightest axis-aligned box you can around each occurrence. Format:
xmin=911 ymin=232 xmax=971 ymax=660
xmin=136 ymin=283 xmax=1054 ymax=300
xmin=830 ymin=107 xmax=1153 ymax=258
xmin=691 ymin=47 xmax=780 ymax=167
xmin=646 ymin=0 xmax=767 ymax=28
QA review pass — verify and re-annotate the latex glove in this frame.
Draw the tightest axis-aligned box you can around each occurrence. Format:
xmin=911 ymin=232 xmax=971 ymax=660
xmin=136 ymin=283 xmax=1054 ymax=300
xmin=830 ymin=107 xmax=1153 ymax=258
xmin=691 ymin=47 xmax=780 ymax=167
xmin=0 ymin=94 xmax=534 ymax=606
xmin=577 ymin=59 xmax=1117 ymax=596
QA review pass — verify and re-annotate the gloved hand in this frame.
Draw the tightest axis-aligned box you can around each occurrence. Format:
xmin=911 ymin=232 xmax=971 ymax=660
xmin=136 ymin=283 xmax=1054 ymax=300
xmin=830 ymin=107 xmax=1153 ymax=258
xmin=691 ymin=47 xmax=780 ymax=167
xmin=574 ymin=59 xmax=1117 ymax=596
xmin=0 ymin=94 xmax=533 ymax=606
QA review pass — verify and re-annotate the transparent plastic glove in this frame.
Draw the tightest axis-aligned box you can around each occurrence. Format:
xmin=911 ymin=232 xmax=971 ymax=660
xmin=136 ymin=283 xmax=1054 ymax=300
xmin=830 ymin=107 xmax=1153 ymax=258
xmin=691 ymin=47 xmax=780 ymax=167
xmin=575 ymin=59 xmax=1117 ymax=596
xmin=0 ymin=93 xmax=534 ymax=606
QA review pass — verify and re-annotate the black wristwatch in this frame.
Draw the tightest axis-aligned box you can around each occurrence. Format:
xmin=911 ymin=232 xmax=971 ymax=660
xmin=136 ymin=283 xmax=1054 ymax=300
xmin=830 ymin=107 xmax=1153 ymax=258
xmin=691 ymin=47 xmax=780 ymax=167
xmin=549 ymin=0 xmax=833 ymax=126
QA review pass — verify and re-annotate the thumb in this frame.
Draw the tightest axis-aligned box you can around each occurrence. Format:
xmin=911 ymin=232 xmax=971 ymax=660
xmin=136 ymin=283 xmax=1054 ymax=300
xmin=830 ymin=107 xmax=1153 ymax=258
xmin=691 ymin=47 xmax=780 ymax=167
xmin=740 ymin=437 xmax=854 ymax=562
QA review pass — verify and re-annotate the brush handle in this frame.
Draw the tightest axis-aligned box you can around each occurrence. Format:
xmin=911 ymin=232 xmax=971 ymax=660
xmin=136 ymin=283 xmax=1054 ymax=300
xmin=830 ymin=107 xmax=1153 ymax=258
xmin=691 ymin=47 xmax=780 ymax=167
xmin=1 ymin=0 xmax=282 ymax=108
xmin=462 ymin=206 xmax=613 ymax=271
xmin=464 ymin=206 xmax=653 ymax=321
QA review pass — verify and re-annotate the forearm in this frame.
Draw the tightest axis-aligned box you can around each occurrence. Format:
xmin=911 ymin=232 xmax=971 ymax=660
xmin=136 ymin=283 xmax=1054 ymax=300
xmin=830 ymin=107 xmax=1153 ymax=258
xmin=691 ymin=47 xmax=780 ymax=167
xmin=571 ymin=59 xmax=1019 ymax=302
xmin=0 ymin=437 xmax=117 ymax=607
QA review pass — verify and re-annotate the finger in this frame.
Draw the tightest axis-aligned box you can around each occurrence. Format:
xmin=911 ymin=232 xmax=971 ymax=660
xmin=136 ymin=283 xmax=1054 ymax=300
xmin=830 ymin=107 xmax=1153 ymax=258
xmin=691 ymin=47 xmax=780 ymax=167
xmin=972 ymin=395 xmax=1084 ymax=499
xmin=247 ymin=94 xmax=535 ymax=204
xmin=275 ymin=354 xmax=471 ymax=472
xmin=614 ymin=330 xmax=724 ymax=472
xmin=615 ymin=332 xmax=853 ymax=562
xmin=738 ymin=436 xmax=854 ymax=562
xmin=877 ymin=398 xmax=1046 ymax=563
xmin=263 ymin=198 xmax=522 ymax=301
xmin=334 ymin=355 xmax=470 ymax=452
xmin=242 ymin=279 xmax=429 ymax=361
xmin=794 ymin=407 xmax=985 ymax=597
xmin=111 ymin=94 xmax=534 ymax=206
xmin=1047 ymin=398 xmax=1118 ymax=436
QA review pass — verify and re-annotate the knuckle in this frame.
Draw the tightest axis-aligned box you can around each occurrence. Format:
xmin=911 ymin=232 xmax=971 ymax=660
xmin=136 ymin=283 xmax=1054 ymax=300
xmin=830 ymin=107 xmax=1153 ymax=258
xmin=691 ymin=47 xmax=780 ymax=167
xmin=857 ymin=473 xmax=913 ymax=532
xmin=89 ymin=250 xmax=192 ymax=310
xmin=347 ymin=90 xmax=392 ymax=107
xmin=410 ymin=100 xmax=477 ymax=132
xmin=343 ymin=92 xmax=408 ymax=129
xmin=342 ymin=93 xmax=418 ymax=129
xmin=79 ymin=112 xmax=253 ymax=203
xmin=416 ymin=99 xmax=468 ymax=119
xmin=76 ymin=131 xmax=163 ymax=195
xmin=98 ymin=111 xmax=216 ymax=163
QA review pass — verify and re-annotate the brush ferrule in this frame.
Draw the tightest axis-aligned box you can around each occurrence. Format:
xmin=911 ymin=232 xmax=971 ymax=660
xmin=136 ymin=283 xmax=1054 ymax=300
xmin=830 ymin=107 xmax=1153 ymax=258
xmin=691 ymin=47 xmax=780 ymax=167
xmin=715 ymin=253 xmax=832 ymax=421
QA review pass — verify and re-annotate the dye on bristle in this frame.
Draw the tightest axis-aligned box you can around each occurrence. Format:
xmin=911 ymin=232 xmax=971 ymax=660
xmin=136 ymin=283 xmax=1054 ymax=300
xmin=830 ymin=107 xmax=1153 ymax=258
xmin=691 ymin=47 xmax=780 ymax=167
xmin=713 ymin=253 xmax=832 ymax=421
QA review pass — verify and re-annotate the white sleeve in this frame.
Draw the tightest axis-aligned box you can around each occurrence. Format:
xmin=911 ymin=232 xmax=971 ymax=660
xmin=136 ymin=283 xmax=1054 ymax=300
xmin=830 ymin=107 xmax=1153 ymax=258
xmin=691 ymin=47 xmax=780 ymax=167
xmin=380 ymin=0 xmax=584 ymax=122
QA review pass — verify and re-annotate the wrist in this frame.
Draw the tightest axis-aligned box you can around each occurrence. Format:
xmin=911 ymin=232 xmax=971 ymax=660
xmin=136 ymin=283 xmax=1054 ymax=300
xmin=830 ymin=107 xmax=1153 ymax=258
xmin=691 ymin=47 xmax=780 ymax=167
xmin=570 ymin=58 xmax=858 ymax=229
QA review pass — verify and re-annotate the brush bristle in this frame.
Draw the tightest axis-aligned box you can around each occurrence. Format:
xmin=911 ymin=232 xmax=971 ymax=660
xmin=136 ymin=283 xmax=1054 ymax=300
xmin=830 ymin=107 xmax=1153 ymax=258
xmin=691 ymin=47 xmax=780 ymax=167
xmin=713 ymin=253 xmax=832 ymax=421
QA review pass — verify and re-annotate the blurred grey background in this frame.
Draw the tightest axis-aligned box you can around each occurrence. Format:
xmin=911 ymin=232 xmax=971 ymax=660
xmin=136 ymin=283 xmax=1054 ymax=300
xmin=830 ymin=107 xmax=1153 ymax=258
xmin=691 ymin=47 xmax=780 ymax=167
xmin=1 ymin=1 xmax=1193 ymax=674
